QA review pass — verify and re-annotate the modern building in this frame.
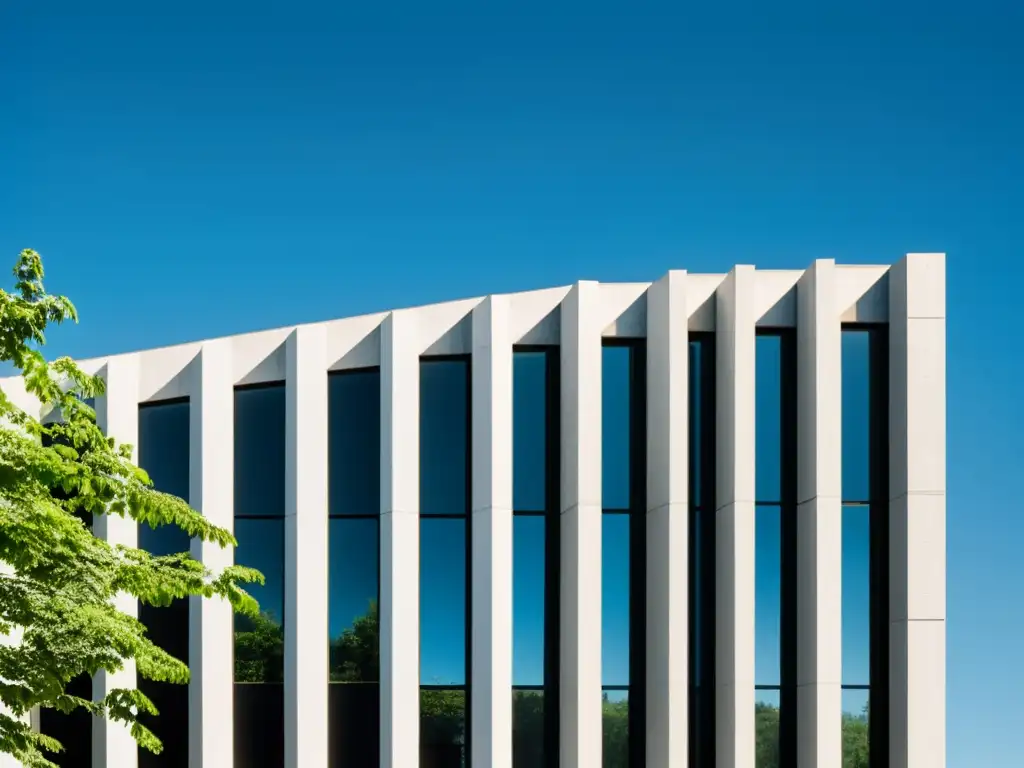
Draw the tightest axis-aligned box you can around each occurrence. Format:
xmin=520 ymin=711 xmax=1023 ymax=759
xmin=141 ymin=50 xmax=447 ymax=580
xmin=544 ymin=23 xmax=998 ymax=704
xmin=0 ymin=255 xmax=945 ymax=768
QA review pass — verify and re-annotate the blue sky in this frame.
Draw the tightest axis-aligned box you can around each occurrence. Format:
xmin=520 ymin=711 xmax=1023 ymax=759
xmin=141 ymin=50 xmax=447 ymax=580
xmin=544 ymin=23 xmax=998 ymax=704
xmin=2 ymin=1 xmax=1022 ymax=764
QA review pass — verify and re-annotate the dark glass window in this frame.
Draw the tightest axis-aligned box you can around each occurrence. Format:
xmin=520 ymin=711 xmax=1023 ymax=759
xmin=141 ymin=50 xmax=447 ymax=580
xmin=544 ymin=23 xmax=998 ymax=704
xmin=234 ymin=517 xmax=285 ymax=683
xmin=328 ymin=523 xmax=380 ymax=684
xmin=755 ymin=335 xmax=783 ymax=504
xmin=419 ymin=357 xmax=471 ymax=766
xmin=513 ymin=515 xmax=545 ymax=687
xmin=328 ymin=369 xmax=381 ymax=768
xmin=689 ymin=335 xmax=715 ymax=768
xmin=420 ymin=689 xmax=466 ymax=768
xmin=841 ymin=329 xmax=885 ymax=766
xmin=841 ymin=331 xmax=871 ymax=504
xmin=38 ymin=674 xmax=92 ymax=768
xmin=420 ymin=359 xmax=469 ymax=516
xmin=755 ymin=334 xmax=783 ymax=701
xmin=512 ymin=690 xmax=545 ymax=767
xmin=602 ymin=690 xmax=629 ymax=768
xmin=137 ymin=399 xmax=191 ymax=767
xmin=233 ymin=384 xmax=286 ymax=768
xmin=329 ymin=370 xmax=380 ymax=517
xmin=513 ymin=351 xmax=547 ymax=512
xmin=420 ymin=517 xmax=468 ymax=686
xmin=754 ymin=689 xmax=781 ymax=768
xmin=234 ymin=384 xmax=286 ymax=517
xmin=754 ymin=505 xmax=782 ymax=687
xmin=841 ymin=505 xmax=871 ymax=688
xmin=602 ymin=345 xmax=631 ymax=511
xmin=753 ymin=332 xmax=795 ymax=768
xmin=512 ymin=348 xmax=559 ymax=768
xmin=601 ymin=513 xmax=631 ymax=688
xmin=601 ymin=342 xmax=645 ymax=768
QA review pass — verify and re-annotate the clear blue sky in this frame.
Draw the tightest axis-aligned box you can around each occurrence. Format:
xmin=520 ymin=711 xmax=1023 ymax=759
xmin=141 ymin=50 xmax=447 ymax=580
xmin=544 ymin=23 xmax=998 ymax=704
xmin=2 ymin=1 xmax=1022 ymax=764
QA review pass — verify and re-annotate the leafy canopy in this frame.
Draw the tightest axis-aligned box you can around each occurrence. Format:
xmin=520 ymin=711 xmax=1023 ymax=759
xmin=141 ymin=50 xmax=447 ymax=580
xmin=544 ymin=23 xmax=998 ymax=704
xmin=0 ymin=249 xmax=262 ymax=766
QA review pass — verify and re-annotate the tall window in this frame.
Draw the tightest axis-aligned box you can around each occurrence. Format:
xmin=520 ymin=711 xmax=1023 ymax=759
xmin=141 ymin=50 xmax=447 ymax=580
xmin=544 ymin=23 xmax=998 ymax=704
xmin=601 ymin=341 xmax=646 ymax=768
xmin=233 ymin=384 xmax=286 ymax=768
xmin=754 ymin=331 xmax=796 ymax=768
xmin=137 ymin=399 xmax=191 ymax=767
xmin=841 ymin=328 xmax=887 ymax=768
xmin=420 ymin=358 xmax=471 ymax=768
xmin=512 ymin=348 xmax=559 ymax=767
xmin=328 ymin=369 xmax=381 ymax=767
xmin=689 ymin=335 xmax=716 ymax=768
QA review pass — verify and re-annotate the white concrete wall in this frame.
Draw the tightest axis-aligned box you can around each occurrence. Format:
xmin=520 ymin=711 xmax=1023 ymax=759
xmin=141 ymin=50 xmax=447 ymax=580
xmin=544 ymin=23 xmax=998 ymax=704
xmin=715 ymin=266 xmax=757 ymax=768
xmin=795 ymin=260 xmax=843 ymax=767
xmin=284 ymin=326 xmax=329 ymax=768
xmin=0 ymin=258 xmax=944 ymax=768
xmin=559 ymin=281 xmax=604 ymax=768
xmin=645 ymin=270 xmax=689 ymax=767
xmin=889 ymin=253 xmax=946 ymax=768
xmin=92 ymin=357 xmax=141 ymax=768
xmin=471 ymin=296 xmax=514 ymax=768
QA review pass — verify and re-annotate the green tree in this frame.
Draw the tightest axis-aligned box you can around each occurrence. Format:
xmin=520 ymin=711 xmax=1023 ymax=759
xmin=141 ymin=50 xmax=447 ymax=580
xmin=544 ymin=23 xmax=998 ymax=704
xmin=754 ymin=701 xmax=780 ymax=768
xmin=601 ymin=694 xmax=629 ymax=768
xmin=330 ymin=600 xmax=379 ymax=682
xmin=842 ymin=700 xmax=870 ymax=768
xmin=234 ymin=611 xmax=284 ymax=683
xmin=511 ymin=691 xmax=544 ymax=765
xmin=0 ymin=250 xmax=262 ymax=766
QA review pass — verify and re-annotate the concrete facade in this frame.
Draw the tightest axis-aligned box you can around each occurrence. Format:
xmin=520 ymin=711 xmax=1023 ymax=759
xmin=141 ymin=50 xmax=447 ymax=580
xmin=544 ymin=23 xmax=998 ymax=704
xmin=0 ymin=255 xmax=945 ymax=768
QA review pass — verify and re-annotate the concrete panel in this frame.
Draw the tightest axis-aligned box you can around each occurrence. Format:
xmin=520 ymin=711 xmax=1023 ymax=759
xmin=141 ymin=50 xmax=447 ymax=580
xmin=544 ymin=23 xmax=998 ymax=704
xmin=836 ymin=266 xmax=889 ymax=324
xmin=889 ymin=493 xmax=946 ymax=623
xmin=188 ymin=340 xmax=235 ymax=768
xmin=379 ymin=312 xmax=420 ymax=768
xmin=794 ymin=259 xmax=843 ymax=767
xmin=889 ymin=620 xmax=946 ymax=768
xmin=93 ymin=357 xmax=141 ymax=768
xmin=715 ymin=266 xmax=757 ymax=768
xmin=284 ymin=326 xmax=329 ymax=768
xmin=559 ymin=281 xmax=603 ymax=768
xmin=645 ymin=270 xmax=688 ymax=767
xmin=686 ymin=273 xmax=725 ymax=332
xmin=888 ymin=252 xmax=946 ymax=768
xmin=471 ymin=296 xmax=514 ymax=768
xmin=753 ymin=269 xmax=801 ymax=327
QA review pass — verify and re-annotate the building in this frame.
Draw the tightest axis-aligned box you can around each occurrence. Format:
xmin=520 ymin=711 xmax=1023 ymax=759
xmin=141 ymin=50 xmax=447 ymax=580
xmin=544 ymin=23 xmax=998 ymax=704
xmin=1 ymin=255 xmax=945 ymax=768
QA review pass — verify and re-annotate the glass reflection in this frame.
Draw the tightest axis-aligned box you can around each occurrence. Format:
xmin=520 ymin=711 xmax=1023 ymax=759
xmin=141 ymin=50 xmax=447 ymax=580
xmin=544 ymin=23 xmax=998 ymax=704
xmin=420 ymin=359 xmax=469 ymax=516
xmin=513 ymin=351 xmax=547 ymax=512
xmin=842 ymin=505 xmax=871 ymax=686
xmin=329 ymin=370 xmax=380 ymax=516
xmin=602 ymin=690 xmax=629 ymax=768
xmin=842 ymin=331 xmax=871 ymax=502
xmin=513 ymin=516 xmax=545 ymax=686
xmin=842 ymin=689 xmax=870 ymax=768
xmin=601 ymin=514 xmax=630 ymax=687
xmin=755 ymin=334 xmax=782 ymax=503
xmin=689 ymin=340 xmax=703 ymax=507
xmin=754 ymin=505 xmax=781 ymax=687
xmin=234 ymin=385 xmax=286 ymax=517
xmin=420 ymin=518 xmax=467 ymax=685
xmin=755 ymin=689 xmax=780 ymax=768
xmin=234 ymin=518 xmax=284 ymax=683
xmin=329 ymin=518 xmax=379 ymax=682
xmin=602 ymin=346 xmax=631 ymax=510
xmin=420 ymin=689 xmax=466 ymax=768
xmin=512 ymin=691 xmax=545 ymax=768
xmin=138 ymin=401 xmax=191 ymax=556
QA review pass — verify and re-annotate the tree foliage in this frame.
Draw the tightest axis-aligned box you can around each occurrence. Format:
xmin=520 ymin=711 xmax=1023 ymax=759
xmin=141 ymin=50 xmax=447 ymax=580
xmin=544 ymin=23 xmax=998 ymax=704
xmin=753 ymin=701 xmax=871 ymax=768
xmin=0 ymin=250 xmax=262 ymax=766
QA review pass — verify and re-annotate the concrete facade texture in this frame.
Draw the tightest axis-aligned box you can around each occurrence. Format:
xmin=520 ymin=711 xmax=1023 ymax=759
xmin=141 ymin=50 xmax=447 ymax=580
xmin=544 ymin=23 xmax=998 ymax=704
xmin=0 ymin=255 xmax=946 ymax=768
